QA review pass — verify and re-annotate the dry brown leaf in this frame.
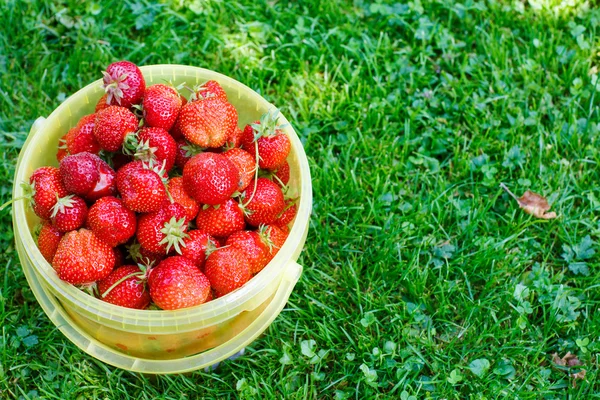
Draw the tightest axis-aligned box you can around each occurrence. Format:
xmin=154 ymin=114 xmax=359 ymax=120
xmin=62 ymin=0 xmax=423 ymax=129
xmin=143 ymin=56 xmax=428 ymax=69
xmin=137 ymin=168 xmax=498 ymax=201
xmin=571 ymin=369 xmax=587 ymax=387
xmin=500 ymin=183 xmax=557 ymax=219
xmin=552 ymin=352 xmax=581 ymax=367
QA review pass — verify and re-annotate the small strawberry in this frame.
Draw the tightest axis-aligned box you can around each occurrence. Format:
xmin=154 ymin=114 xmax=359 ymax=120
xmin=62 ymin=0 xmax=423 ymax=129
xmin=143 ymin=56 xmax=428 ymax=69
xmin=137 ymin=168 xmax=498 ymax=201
xmin=116 ymin=161 xmax=167 ymax=213
xmin=113 ymin=246 xmax=125 ymax=268
xmin=226 ymin=231 xmax=269 ymax=274
xmin=240 ymin=178 xmax=285 ymax=227
xmin=127 ymin=241 xmax=165 ymax=266
xmin=226 ymin=126 xmax=244 ymax=148
xmin=65 ymin=114 xmax=101 ymax=155
xmin=274 ymin=199 xmax=297 ymax=227
xmin=24 ymin=167 xmax=68 ymax=220
xmin=223 ymin=148 xmax=255 ymax=191
xmin=241 ymin=110 xmax=290 ymax=171
xmin=97 ymin=265 xmax=151 ymax=309
xmin=148 ymin=256 xmax=211 ymax=310
xmin=180 ymin=230 xmax=218 ymax=270
xmin=191 ymin=80 xmax=228 ymax=102
xmin=123 ymin=127 xmax=176 ymax=172
xmin=56 ymin=134 xmax=68 ymax=162
xmin=52 ymin=228 xmax=115 ymax=284
xmin=182 ymin=152 xmax=239 ymax=205
xmin=93 ymin=106 xmax=138 ymax=152
xmin=195 ymin=199 xmax=245 ymax=237
xmin=142 ymin=84 xmax=182 ymax=131
xmin=136 ymin=201 xmax=189 ymax=254
xmin=168 ymin=177 xmax=199 ymax=220
xmin=95 ymin=94 xmax=109 ymax=112
xmin=51 ymin=195 xmax=88 ymax=232
xmin=87 ymin=196 xmax=136 ymax=247
xmin=37 ymin=222 xmax=64 ymax=263
xmin=273 ymin=161 xmax=290 ymax=187
xmin=59 ymin=152 xmax=117 ymax=201
xmin=174 ymin=139 xmax=203 ymax=169
xmin=170 ymin=116 xmax=184 ymax=140
xmin=102 ymin=61 xmax=146 ymax=108
xmin=178 ymin=97 xmax=238 ymax=148
xmin=204 ymin=247 xmax=251 ymax=296
xmin=260 ymin=224 xmax=289 ymax=263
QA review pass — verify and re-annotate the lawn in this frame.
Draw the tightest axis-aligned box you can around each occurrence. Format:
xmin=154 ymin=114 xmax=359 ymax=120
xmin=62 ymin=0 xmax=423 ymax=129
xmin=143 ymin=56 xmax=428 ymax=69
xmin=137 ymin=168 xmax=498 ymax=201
xmin=1 ymin=0 xmax=600 ymax=398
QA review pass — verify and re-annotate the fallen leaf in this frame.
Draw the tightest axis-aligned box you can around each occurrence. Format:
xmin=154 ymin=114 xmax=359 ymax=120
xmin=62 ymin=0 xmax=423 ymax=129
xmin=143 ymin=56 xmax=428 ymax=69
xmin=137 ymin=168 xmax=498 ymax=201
xmin=552 ymin=352 xmax=582 ymax=367
xmin=500 ymin=183 xmax=557 ymax=219
xmin=571 ymin=369 xmax=586 ymax=388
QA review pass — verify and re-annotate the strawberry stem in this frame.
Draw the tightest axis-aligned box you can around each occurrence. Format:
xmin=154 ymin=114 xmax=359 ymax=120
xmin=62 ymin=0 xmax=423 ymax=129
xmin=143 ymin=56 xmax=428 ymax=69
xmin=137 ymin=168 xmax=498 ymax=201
xmin=100 ymin=271 xmax=146 ymax=298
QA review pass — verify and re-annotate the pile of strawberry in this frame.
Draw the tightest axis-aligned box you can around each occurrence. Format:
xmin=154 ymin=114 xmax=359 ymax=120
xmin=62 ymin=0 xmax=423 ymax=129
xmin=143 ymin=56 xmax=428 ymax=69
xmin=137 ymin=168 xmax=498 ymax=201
xmin=26 ymin=61 xmax=297 ymax=310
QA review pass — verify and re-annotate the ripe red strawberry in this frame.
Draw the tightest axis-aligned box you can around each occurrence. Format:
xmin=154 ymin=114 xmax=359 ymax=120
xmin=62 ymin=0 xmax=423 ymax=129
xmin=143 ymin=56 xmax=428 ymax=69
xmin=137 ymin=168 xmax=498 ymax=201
xmin=57 ymin=134 xmax=68 ymax=162
xmin=204 ymin=247 xmax=251 ymax=296
xmin=226 ymin=231 xmax=268 ymax=274
xmin=168 ymin=177 xmax=199 ymax=220
xmin=174 ymin=139 xmax=203 ymax=169
xmin=93 ymin=106 xmax=138 ymax=152
xmin=97 ymin=265 xmax=151 ymax=309
xmin=52 ymin=228 xmax=115 ymax=284
xmin=260 ymin=224 xmax=289 ymax=263
xmin=95 ymin=94 xmax=109 ymax=112
xmin=123 ymin=127 xmax=176 ymax=172
xmin=142 ymin=84 xmax=182 ymax=131
xmin=226 ymin=126 xmax=244 ymax=148
xmin=102 ymin=61 xmax=145 ymax=108
xmin=241 ymin=111 xmax=290 ymax=170
xmin=192 ymin=80 xmax=228 ymax=102
xmin=65 ymin=114 xmax=101 ymax=155
xmin=37 ymin=222 xmax=64 ymax=263
xmin=224 ymin=148 xmax=255 ymax=191
xmin=178 ymin=97 xmax=238 ymax=148
xmin=87 ymin=196 xmax=136 ymax=247
xmin=51 ymin=195 xmax=88 ymax=232
xmin=274 ymin=199 xmax=297 ymax=227
xmin=137 ymin=201 xmax=188 ymax=254
xmin=116 ymin=161 xmax=167 ymax=213
xmin=127 ymin=241 xmax=165 ymax=266
xmin=240 ymin=178 xmax=285 ymax=227
xmin=25 ymin=167 xmax=68 ymax=220
xmin=180 ymin=230 xmax=218 ymax=270
xmin=113 ymin=246 xmax=125 ymax=267
xmin=59 ymin=152 xmax=117 ymax=201
xmin=148 ymin=256 xmax=211 ymax=310
xmin=273 ymin=161 xmax=290 ymax=187
xmin=170 ymin=116 xmax=184 ymax=140
xmin=195 ymin=199 xmax=245 ymax=237
xmin=182 ymin=152 xmax=239 ymax=205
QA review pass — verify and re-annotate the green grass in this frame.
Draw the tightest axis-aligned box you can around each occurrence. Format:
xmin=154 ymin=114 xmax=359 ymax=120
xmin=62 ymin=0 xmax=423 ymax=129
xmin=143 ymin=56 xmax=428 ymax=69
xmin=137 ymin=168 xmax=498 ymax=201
xmin=1 ymin=0 xmax=600 ymax=398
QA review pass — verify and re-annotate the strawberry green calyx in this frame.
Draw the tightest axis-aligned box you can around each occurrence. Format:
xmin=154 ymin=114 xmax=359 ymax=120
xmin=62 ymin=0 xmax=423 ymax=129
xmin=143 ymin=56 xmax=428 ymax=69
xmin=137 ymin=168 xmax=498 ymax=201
xmin=50 ymin=194 xmax=77 ymax=218
xmin=204 ymin=238 xmax=219 ymax=258
xmin=257 ymin=224 xmax=276 ymax=252
xmin=127 ymin=242 xmax=144 ymax=262
xmin=123 ymin=133 xmax=158 ymax=164
xmin=102 ymin=71 xmax=130 ymax=106
xmin=250 ymin=109 xmax=286 ymax=141
xmin=78 ymin=282 xmax=98 ymax=297
xmin=160 ymin=216 xmax=189 ymax=254
xmin=181 ymin=142 xmax=204 ymax=158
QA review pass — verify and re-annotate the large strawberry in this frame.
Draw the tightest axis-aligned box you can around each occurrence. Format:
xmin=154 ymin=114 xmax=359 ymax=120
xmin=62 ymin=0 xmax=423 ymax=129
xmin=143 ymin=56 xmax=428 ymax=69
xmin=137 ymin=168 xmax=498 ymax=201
xmin=97 ymin=265 xmax=151 ymax=309
xmin=102 ymin=61 xmax=146 ymax=108
xmin=180 ymin=230 xmax=218 ymax=270
xmin=59 ymin=152 xmax=117 ymax=201
xmin=204 ymin=247 xmax=251 ymax=296
xmin=87 ymin=196 xmax=136 ymax=247
xmin=178 ymin=97 xmax=238 ymax=148
xmin=65 ymin=114 xmax=101 ymax=156
xmin=148 ymin=256 xmax=211 ymax=310
xmin=240 ymin=178 xmax=285 ymax=226
xmin=241 ymin=111 xmax=290 ymax=170
xmin=195 ymin=199 xmax=245 ymax=238
xmin=116 ymin=161 xmax=167 ymax=213
xmin=182 ymin=152 xmax=239 ymax=205
xmin=224 ymin=148 xmax=255 ymax=191
xmin=51 ymin=195 xmax=88 ymax=232
xmin=24 ymin=167 xmax=68 ymax=220
xmin=168 ymin=177 xmax=199 ymax=221
xmin=93 ymin=106 xmax=138 ymax=152
xmin=52 ymin=228 xmax=115 ymax=284
xmin=136 ymin=201 xmax=189 ymax=254
xmin=142 ymin=84 xmax=182 ymax=131
xmin=37 ymin=222 xmax=64 ymax=263
xmin=226 ymin=231 xmax=269 ymax=274
xmin=123 ymin=127 xmax=176 ymax=172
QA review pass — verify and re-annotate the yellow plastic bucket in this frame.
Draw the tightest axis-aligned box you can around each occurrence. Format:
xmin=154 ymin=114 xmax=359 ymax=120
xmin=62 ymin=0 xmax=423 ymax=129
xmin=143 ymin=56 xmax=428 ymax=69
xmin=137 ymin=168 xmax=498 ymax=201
xmin=12 ymin=65 xmax=312 ymax=374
